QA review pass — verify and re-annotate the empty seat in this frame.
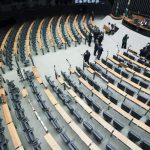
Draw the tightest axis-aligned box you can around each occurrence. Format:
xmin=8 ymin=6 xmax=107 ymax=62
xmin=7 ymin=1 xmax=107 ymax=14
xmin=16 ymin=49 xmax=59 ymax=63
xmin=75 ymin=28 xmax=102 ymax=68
xmin=114 ymin=67 xmax=121 ymax=74
xmin=131 ymin=110 xmax=142 ymax=120
xmin=145 ymin=118 xmax=150 ymax=127
xmin=106 ymin=144 xmax=116 ymax=150
xmin=108 ymin=76 xmax=115 ymax=84
xmin=126 ymin=87 xmax=135 ymax=96
xmin=143 ymin=71 xmax=150 ymax=78
xmin=131 ymin=77 xmax=140 ymax=84
xmin=92 ymin=101 xmax=101 ymax=113
xmin=137 ymin=59 xmax=145 ymax=64
xmin=68 ymin=141 xmax=79 ymax=150
xmin=118 ymin=58 xmax=124 ymax=62
xmin=83 ymin=121 xmax=93 ymax=133
xmin=127 ymin=63 xmax=133 ymax=69
xmin=147 ymin=100 xmax=150 ymax=106
xmin=140 ymin=140 xmax=150 ymax=150
xmin=145 ymin=62 xmax=150 ymax=68
xmin=103 ymin=111 xmax=112 ymax=123
xmin=73 ymin=110 xmax=83 ymax=123
xmin=102 ymin=59 xmax=107 ymax=65
xmin=117 ymin=83 xmax=125 ymax=91
xmin=137 ymin=95 xmax=148 ymax=103
xmin=85 ymin=96 xmax=93 ymax=106
xmin=121 ymin=71 xmax=129 ymax=78
xmin=101 ymin=72 xmax=108 ymax=79
xmin=60 ymin=132 xmax=70 ymax=144
xmin=128 ymin=54 xmax=135 ymax=60
xmin=109 ymin=96 xmax=118 ymax=104
xmin=139 ymin=81 xmax=149 ymax=89
xmin=123 ymin=52 xmax=129 ymax=57
xmin=92 ymin=130 xmax=103 ymax=143
xmin=102 ymin=89 xmax=109 ymax=98
xmin=121 ymin=103 xmax=131 ymax=113
xmin=113 ymin=119 xmax=124 ymax=131
xmin=107 ymin=62 xmax=113 ymax=69
xmin=133 ymin=66 xmax=141 ymax=73
xmin=128 ymin=130 xmax=141 ymax=142
xmin=113 ymin=55 xmax=118 ymax=61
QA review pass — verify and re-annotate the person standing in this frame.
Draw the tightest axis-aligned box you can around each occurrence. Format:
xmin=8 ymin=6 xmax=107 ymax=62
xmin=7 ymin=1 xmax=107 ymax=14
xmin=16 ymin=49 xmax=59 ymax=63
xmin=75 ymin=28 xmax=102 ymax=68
xmin=84 ymin=50 xmax=91 ymax=65
xmin=88 ymin=32 xmax=92 ymax=47
xmin=94 ymin=40 xmax=99 ymax=56
xmin=98 ymin=32 xmax=104 ymax=46
xmin=122 ymin=34 xmax=129 ymax=49
xmin=97 ymin=44 xmax=103 ymax=60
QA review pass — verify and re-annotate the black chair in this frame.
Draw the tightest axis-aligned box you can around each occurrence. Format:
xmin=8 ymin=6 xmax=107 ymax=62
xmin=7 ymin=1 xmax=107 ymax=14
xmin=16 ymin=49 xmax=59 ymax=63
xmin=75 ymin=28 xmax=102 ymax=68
xmin=127 ymin=63 xmax=133 ymax=69
xmin=107 ymin=62 xmax=113 ymax=69
xmin=113 ymin=119 xmax=124 ymax=131
xmin=123 ymin=52 xmax=129 ymax=57
xmin=102 ymin=89 xmax=109 ymax=98
xmin=131 ymin=77 xmax=140 ymax=84
xmin=128 ymin=54 xmax=135 ymax=60
xmin=131 ymin=110 xmax=142 ymax=120
xmin=85 ymin=96 xmax=93 ymax=106
xmin=66 ymin=103 xmax=74 ymax=114
xmin=73 ymin=110 xmax=83 ymax=123
xmin=83 ymin=121 xmax=93 ymax=133
xmin=128 ymin=130 xmax=141 ymax=142
xmin=60 ymin=132 xmax=70 ymax=144
xmin=126 ymin=87 xmax=135 ymax=96
xmin=147 ymin=100 xmax=150 ymax=106
xmin=117 ymin=83 xmax=125 ymax=91
xmin=137 ymin=59 xmax=145 ymax=64
xmin=68 ymin=141 xmax=79 ymax=150
xmin=113 ymin=55 xmax=118 ymax=61
xmin=145 ymin=118 xmax=150 ymax=127
xmin=109 ymin=96 xmax=118 ymax=104
xmin=92 ymin=101 xmax=101 ymax=113
xmin=102 ymin=58 xmax=107 ymax=65
xmin=51 ymin=119 xmax=62 ymax=133
xmin=114 ymin=67 xmax=121 ymax=74
xmin=101 ymin=72 xmax=108 ymax=80
xmin=108 ymin=76 xmax=115 ymax=84
xmin=143 ymin=71 xmax=150 ymax=78
xmin=106 ymin=144 xmax=117 ymax=150
xmin=145 ymin=62 xmax=150 ymax=68
xmin=133 ymin=66 xmax=141 ymax=73
xmin=121 ymin=71 xmax=129 ymax=78
xmin=92 ymin=130 xmax=103 ymax=143
xmin=140 ymin=140 xmax=150 ymax=150
xmin=121 ymin=103 xmax=131 ymax=113
xmin=103 ymin=111 xmax=112 ymax=123
xmin=139 ymin=81 xmax=149 ymax=89
xmin=137 ymin=95 xmax=148 ymax=104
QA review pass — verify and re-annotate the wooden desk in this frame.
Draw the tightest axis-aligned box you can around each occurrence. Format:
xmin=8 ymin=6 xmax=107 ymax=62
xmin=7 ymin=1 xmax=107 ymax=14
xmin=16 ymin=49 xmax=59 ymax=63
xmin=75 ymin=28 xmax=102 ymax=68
xmin=103 ymin=25 xmax=111 ymax=33
xmin=87 ymin=67 xmax=95 ymax=74
xmin=95 ymin=60 xmax=107 ymax=70
xmin=108 ymin=83 xmax=127 ymax=97
xmin=32 ymin=67 xmax=43 ymax=84
xmin=91 ymin=112 xmax=114 ymax=133
xmin=67 ymin=89 xmax=77 ymax=98
xmin=55 ymin=104 xmax=72 ymax=124
xmin=78 ymin=77 xmax=94 ymax=91
xmin=7 ymin=122 xmax=22 ymax=149
xmin=89 ymin=143 xmax=100 ymax=150
xmin=44 ymin=89 xmax=58 ymax=105
xmin=21 ymin=88 xmax=28 ymax=98
xmin=69 ymin=121 xmax=92 ymax=146
xmin=113 ymin=130 xmax=142 ymax=150
xmin=74 ymin=96 xmax=93 ymax=114
xmin=82 ymin=16 xmax=90 ymax=34
xmin=57 ymin=77 xmax=65 ymax=85
xmin=44 ymin=133 xmax=62 ymax=150
xmin=2 ymin=103 xmax=12 ymax=125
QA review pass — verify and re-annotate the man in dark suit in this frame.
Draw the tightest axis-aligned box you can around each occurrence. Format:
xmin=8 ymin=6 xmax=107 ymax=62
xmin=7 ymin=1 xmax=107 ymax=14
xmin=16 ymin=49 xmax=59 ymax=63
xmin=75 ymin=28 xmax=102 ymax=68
xmin=84 ymin=50 xmax=91 ymax=64
xmin=94 ymin=40 xmax=99 ymax=56
xmin=122 ymin=34 xmax=129 ymax=49
xmin=97 ymin=44 xmax=103 ymax=60
xmin=98 ymin=32 xmax=104 ymax=46
xmin=88 ymin=32 xmax=92 ymax=47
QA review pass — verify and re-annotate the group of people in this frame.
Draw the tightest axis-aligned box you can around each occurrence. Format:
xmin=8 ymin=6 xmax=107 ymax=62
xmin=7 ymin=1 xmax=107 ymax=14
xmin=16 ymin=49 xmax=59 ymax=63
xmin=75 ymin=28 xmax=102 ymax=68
xmin=84 ymin=29 xmax=104 ymax=64
xmin=140 ymin=43 xmax=150 ymax=60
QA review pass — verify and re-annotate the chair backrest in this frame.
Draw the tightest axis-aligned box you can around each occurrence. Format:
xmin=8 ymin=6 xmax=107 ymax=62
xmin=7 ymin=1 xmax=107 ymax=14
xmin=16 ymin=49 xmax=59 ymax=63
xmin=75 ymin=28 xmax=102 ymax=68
xmin=117 ymin=83 xmax=125 ymax=91
xmin=108 ymin=76 xmax=115 ymax=84
xmin=113 ymin=119 xmax=124 ymax=131
xmin=145 ymin=118 xmax=150 ymax=126
xmin=126 ymin=87 xmax=135 ymax=96
xmin=102 ymin=89 xmax=109 ymax=98
xmin=113 ymin=55 xmax=118 ymax=61
xmin=140 ymin=140 xmax=150 ymax=150
xmin=131 ymin=77 xmax=140 ymax=84
xmin=123 ymin=52 xmax=129 ymax=57
xmin=128 ymin=130 xmax=141 ymax=142
xmin=121 ymin=103 xmax=131 ymax=113
xmin=139 ymin=81 xmax=149 ymax=89
xmin=143 ymin=71 xmax=150 ymax=78
xmin=127 ymin=62 xmax=133 ymax=69
xmin=103 ymin=111 xmax=112 ymax=123
xmin=133 ymin=66 xmax=141 ymax=73
xmin=121 ymin=71 xmax=129 ymax=78
xmin=107 ymin=62 xmax=113 ymax=69
xmin=137 ymin=95 xmax=148 ymax=103
xmin=109 ymin=96 xmax=118 ymax=104
xmin=102 ymin=58 xmax=107 ymax=65
xmin=106 ymin=144 xmax=116 ymax=150
xmin=114 ymin=67 xmax=121 ymax=74
xmin=131 ymin=110 xmax=142 ymax=120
